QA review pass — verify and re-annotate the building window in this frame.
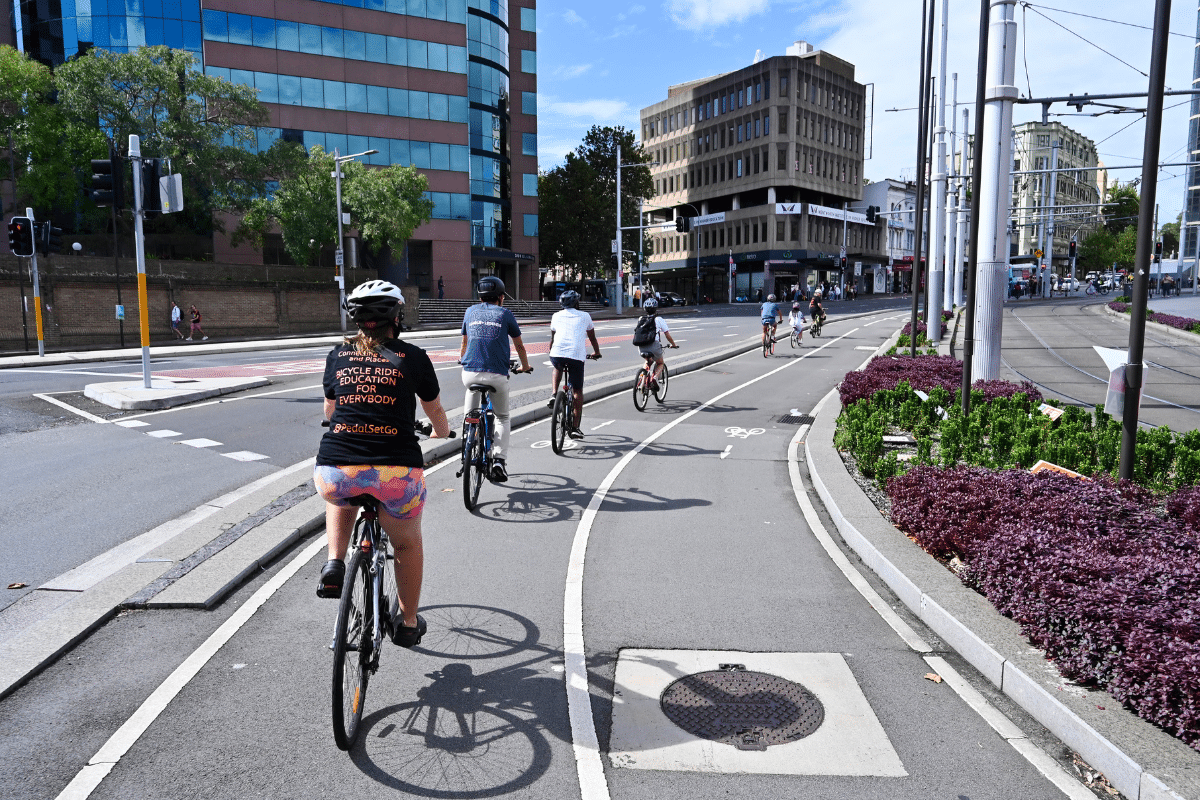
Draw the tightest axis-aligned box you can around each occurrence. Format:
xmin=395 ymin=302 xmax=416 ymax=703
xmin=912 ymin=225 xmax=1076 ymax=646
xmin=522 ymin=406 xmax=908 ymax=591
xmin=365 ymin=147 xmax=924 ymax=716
xmin=522 ymin=91 xmax=536 ymax=115
xmin=521 ymin=50 xmax=536 ymax=73
xmin=776 ymin=221 xmax=785 ymax=242
xmin=738 ymin=89 xmax=744 ymax=108
xmin=522 ymin=173 xmax=537 ymax=196
xmin=755 ymin=82 xmax=762 ymax=102
xmin=522 ymin=132 xmax=537 ymax=156
xmin=735 ymin=226 xmax=741 ymax=245
xmin=520 ymin=7 xmax=536 ymax=31
xmin=737 ymin=158 xmax=743 ymax=178
xmin=751 ymin=224 xmax=758 ymax=244
xmin=780 ymin=75 xmax=788 ymax=96
xmin=523 ymin=214 xmax=538 ymax=236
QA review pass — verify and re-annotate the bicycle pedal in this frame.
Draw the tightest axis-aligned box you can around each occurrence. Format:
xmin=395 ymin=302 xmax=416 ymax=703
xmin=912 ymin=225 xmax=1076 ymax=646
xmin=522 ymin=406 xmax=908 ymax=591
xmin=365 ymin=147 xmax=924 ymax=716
xmin=455 ymin=468 xmax=464 ymax=478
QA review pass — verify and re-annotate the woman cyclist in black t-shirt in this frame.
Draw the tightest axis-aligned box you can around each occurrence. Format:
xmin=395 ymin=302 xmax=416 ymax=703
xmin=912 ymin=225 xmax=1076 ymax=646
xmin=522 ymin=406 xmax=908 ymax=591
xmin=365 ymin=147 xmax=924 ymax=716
xmin=314 ymin=280 xmax=451 ymax=648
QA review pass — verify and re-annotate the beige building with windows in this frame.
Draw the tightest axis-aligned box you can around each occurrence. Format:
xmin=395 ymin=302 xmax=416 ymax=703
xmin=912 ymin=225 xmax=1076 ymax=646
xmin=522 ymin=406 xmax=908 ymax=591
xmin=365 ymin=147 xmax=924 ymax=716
xmin=1010 ymin=122 xmax=1102 ymax=264
xmin=637 ymin=42 xmax=885 ymax=301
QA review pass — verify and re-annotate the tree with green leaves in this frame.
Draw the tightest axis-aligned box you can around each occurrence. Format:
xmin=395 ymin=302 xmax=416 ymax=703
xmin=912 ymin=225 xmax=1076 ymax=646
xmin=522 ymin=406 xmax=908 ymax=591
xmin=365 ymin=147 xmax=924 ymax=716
xmin=232 ymin=145 xmax=434 ymax=267
xmin=537 ymin=125 xmax=653 ymax=279
xmin=1077 ymin=228 xmax=1118 ymax=275
xmin=1160 ymin=212 xmax=1181 ymax=258
xmin=1102 ymin=182 xmax=1140 ymax=235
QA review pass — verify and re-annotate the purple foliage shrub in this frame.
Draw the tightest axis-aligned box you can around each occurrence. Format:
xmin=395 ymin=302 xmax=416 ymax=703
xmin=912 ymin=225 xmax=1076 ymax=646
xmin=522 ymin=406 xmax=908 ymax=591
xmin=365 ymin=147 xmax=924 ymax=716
xmin=1108 ymin=303 xmax=1200 ymax=333
xmin=838 ymin=355 xmax=1041 ymax=408
xmin=1109 ymin=302 xmax=1129 ymax=314
xmin=900 ymin=319 xmax=928 ymax=337
xmin=1167 ymin=486 xmax=1200 ymax=529
xmin=889 ymin=466 xmax=1200 ymax=750
xmin=970 ymin=379 xmax=1043 ymax=404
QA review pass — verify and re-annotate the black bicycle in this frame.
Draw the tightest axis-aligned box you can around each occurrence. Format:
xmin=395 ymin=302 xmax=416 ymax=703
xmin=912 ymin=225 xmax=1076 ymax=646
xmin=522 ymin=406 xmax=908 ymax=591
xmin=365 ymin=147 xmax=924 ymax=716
xmin=810 ymin=314 xmax=825 ymax=338
xmin=326 ymin=421 xmax=448 ymax=750
xmin=459 ymin=362 xmax=529 ymax=510
xmin=551 ymin=354 xmax=600 ymax=454
xmin=762 ymin=323 xmax=777 ymax=357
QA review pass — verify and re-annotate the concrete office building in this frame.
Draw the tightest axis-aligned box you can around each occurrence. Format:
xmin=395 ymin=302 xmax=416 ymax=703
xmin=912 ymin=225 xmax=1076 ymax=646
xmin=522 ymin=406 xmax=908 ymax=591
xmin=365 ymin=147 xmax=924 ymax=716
xmin=6 ymin=0 xmax=538 ymax=300
xmin=862 ymin=177 xmax=929 ymax=294
xmin=638 ymin=41 xmax=884 ymax=302
xmin=1010 ymin=121 xmax=1100 ymax=266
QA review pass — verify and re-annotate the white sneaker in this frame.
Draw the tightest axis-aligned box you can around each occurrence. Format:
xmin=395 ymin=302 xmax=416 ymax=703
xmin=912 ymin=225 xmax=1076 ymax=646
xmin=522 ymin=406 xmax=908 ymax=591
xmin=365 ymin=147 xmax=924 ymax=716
xmin=185 ymin=337 xmax=192 ymax=341
xmin=202 ymin=336 xmax=209 ymax=341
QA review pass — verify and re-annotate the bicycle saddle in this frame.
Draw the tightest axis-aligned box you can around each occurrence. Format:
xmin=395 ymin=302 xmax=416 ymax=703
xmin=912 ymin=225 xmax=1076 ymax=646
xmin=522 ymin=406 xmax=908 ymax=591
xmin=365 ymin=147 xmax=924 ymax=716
xmin=468 ymin=384 xmax=495 ymax=394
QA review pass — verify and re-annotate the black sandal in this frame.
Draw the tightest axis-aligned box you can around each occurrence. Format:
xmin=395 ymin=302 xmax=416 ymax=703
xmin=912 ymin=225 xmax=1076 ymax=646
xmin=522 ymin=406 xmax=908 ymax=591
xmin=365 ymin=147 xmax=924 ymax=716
xmin=390 ymin=613 xmax=427 ymax=648
xmin=316 ymin=559 xmax=345 ymax=598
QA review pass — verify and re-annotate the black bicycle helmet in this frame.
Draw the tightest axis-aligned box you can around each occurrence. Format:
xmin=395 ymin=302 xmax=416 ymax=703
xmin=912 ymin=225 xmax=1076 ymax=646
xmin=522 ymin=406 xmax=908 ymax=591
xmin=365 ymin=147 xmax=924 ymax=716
xmin=344 ymin=280 xmax=403 ymax=328
xmin=478 ymin=275 xmax=505 ymax=301
xmin=559 ymin=290 xmax=581 ymax=309
xmin=642 ymin=297 xmax=659 ymax=311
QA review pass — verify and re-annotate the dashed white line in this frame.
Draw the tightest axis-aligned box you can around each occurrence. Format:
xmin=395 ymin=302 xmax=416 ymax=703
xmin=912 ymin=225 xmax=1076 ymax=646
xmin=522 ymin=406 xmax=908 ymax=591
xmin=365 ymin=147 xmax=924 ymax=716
xmin=146 ymin=430 xmax=182 ymax=438
xmin=589 ymin=420 xmax=614 ymax=431
xmin=222 ymin=451 xmax=269 ymax=462
xmin=115 ymin=420 xmax=150 ymax=428
xmin=177 ymin=438 xmax=222 ymax=448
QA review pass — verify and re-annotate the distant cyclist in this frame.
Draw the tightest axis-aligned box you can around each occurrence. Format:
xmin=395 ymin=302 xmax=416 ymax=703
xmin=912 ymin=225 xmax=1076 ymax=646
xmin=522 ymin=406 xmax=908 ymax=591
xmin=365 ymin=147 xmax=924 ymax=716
xmin=809 ymin=290 xmax=827 ymax=334
xmin=633 ymin=298 xmax=677 ymax=401
xmin=459 ymin=276 xmax=533 ymax=483
xmin=760 ymin=293 xmax=781 ymax=356
xmin=314 ymin=280 xmax=451 ymax=648
xmin=547 ymin=290 xmax=602 ymax=439
xmin=788 ymin=302 xmax=806 ymax=343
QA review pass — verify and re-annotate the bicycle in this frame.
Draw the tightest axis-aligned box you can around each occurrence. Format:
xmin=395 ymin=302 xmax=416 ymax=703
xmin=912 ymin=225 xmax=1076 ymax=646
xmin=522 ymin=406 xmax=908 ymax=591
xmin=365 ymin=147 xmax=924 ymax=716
xmin=550 ymin=353 xmax=600 ymax=455
xmin=458 ymin=361 xmax=529 ymax=510
xmin=330 ymin=420 xmax=447 ymax=751
xmin=810 ymin=314 xmax=825 ymax=338
xmin=633 ymin=346 xmax=677 ymax=411
xmin=790 ymin=320 xmax=804 ymax=349
xmin=762 ymin=323 xmax=777 ymax=357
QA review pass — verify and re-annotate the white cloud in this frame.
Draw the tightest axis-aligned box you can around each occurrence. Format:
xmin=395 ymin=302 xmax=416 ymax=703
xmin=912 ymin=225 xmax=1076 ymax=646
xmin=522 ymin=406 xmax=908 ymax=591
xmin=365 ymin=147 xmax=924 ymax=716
xmin=552 ymin=63 xmax=594 ymax=79
xmin=667 ymin=0 xmax=771 ymax=31
xmin=542 ymin=97 xmax=634 ymax=123
xmin=563 ymin=9 xmax=586 ymax=25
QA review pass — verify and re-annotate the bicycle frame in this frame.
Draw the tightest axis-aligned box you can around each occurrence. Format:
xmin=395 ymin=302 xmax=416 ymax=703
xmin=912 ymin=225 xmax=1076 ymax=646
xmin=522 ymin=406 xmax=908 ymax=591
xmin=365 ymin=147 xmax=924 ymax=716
xmin=353 ymin=506 xmax=388 ymax=670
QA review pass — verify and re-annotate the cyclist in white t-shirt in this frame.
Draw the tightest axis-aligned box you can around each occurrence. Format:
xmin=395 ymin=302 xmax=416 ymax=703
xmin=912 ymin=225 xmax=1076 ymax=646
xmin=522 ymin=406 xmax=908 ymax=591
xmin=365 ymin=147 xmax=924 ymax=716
xmin=548 ymin=290 xmax=602 ymax=438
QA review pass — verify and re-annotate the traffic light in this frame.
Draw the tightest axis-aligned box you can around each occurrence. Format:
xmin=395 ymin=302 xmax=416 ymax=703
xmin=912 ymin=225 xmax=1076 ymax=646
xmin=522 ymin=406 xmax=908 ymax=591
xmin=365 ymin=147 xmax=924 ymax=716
xmin=675 ymin=216 xmax=691 ymax=233
xmin=610 ymin=253 xmax=618 ymax=270
xmin=1154 ymin=240 xmax=1163 ymax=263
xmin=35 ymin=222 xmax=63 ymax=256
xmin=840 ymin=256 xmax=848 ymax=272
xmin=142 ymin=158 xmax=163 ymax=212
xmin=8 ymin=216 xmax=34 ymax=257
xmin=866 ymin=205 xmax=878 ymax=223
xmin=1068 ymin=239 xmax=1077 ymax=260
xmin=88 ymin=151 xmax=126 ymax=208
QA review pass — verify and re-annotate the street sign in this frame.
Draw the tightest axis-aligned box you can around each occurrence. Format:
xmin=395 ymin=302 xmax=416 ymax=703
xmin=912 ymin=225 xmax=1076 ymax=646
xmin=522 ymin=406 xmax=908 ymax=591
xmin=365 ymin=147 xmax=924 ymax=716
xmin=335 ymin=249 xmax=344 ymax=267
xmin=115 ymin=304 xmax=125 ymax=320
xmin=693 ymin=212 xmax=726 ymax=226
xmin=611 ymin=238 xmax=618 ymax=253
xmin=1034 ymin=249 xmax=1043 ymax=259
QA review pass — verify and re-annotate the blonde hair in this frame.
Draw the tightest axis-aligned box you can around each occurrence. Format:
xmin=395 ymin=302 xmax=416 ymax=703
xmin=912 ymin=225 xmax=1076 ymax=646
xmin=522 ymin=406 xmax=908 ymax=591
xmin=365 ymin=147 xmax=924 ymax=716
xmin=346 ymin=323 xmax=397 ymax=354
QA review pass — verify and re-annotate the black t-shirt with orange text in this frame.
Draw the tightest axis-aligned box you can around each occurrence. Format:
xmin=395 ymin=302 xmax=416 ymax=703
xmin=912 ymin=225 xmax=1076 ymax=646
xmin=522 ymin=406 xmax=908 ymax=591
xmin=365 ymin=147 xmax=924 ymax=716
xmin=317 ymin=340 xmax=441 ymax=468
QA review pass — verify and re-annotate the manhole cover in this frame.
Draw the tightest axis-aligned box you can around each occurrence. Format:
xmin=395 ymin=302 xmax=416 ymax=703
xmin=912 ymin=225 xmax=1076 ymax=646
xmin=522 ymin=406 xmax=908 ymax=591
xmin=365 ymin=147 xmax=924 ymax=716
xmin=659 ymin=668 xmax=824 ymax=750
xmin=777 ymin=414 xmax=814 ymax=425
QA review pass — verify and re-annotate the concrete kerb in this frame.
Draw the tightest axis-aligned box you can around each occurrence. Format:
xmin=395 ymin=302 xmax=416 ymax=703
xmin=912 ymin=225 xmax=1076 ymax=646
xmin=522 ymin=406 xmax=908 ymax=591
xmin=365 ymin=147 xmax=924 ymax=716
xmin=1100 ymin=302 xmax=1200 ymax=347
xmin=802 ymin=325 xmax=1200 ymax=800
xmin=84 ymin=377 xmax=271 ymax=410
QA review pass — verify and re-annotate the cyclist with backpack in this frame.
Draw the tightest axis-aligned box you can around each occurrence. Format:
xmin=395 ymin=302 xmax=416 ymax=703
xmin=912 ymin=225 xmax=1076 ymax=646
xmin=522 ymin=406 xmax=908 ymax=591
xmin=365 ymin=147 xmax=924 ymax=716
xmin=547 ymin=290 xmax=602 ymax=439
xmin=809 ymin=290 xmax=827 ymax=336
xmin=760 ymin=294 xmax=782 ymax=356
xmin=632 ymin=298 xmax=677 ymax=399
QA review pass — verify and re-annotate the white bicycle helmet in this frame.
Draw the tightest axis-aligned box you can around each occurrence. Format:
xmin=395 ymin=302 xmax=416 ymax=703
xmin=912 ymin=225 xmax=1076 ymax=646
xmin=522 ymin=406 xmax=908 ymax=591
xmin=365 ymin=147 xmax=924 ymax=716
xmin=345 ymin=280 xmax=404 ymax=327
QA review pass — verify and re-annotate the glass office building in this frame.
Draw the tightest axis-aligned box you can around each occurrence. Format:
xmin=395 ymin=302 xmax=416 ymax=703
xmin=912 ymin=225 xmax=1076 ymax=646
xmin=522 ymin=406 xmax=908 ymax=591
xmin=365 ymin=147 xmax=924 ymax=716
xmin=9 ymin=0 xmax=539 ymax=300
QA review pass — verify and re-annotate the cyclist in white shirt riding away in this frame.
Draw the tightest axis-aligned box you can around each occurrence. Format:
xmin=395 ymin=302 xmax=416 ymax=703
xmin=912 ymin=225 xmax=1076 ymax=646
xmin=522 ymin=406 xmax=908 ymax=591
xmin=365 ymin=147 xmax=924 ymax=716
xmin=788 ymin=302 xmax=805 ymax=343
xmin=637 ymin=298 xmax=677 ymax=402
xmin=547 ymin=290 xmax=602 ymax=439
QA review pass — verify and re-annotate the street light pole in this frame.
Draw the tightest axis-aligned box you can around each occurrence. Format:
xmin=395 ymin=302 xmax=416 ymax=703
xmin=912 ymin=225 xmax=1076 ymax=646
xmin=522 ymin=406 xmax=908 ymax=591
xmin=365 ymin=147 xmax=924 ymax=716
xmin=333 ymin=148 xmax=378 ymax=332
xmin=616 ymin=145 xmax=624 ymax=314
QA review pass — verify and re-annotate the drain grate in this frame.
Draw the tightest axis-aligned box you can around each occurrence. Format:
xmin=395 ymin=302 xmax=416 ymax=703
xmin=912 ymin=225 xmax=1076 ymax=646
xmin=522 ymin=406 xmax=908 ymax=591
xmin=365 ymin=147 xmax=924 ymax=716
xmin=660 ymin=668 xmax=824 ymax=750
xmin=777 ymin=414 xmax=814 ymax=425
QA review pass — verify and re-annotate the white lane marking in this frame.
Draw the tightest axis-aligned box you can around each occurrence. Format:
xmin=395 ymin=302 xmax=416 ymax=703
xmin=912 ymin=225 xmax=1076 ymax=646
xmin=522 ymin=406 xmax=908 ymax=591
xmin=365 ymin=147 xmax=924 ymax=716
xmin=924 ymin=657 xmax=1095 ymax=800
xmin=563 ymin=330 xmax=854 ymax=800
xmin=723 ymin=333 xmax=739 ymax=337
xmin=12 ymin=369 xmax=145 ymax=377
xmin=725 ymin=426 xmax=764 ymax=438
xmin=177 ymin=438 xmax=222 ymax=448
xmin=55 ymin=536 xmax=326 ymax=800
xmin=601 ymin=346 xmax=620 ymax=350
xmin=720 ymin=445 xmax=733 ymax=459
xmin=115 ymin=420 xmax=150 ymax=428
xmin=33 ymin=393 xmax=110 ymax=423
xmin=121 ymin=384 xmax=323 ymax=421
xmin=590 ymin=420 xmax=614 ymax=431
xmin=221 ymin=451 xmax=269 ymax=462
xmin=854 ymin=346 xmax=877 ymax=351
xmin=787 ymin=427 xmax=931 ymax=653
xmin=146 ymin=430 xmax=182 ymax=438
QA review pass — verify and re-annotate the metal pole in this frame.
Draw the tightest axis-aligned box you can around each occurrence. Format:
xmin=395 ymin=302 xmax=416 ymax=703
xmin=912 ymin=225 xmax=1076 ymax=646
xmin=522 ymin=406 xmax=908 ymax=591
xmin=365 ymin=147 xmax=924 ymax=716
xmin=8 ymin=130 xmax=28 ymax=351
xmin=111 ymin=200 xmax=125 ymax=347
xmin=334 ymin=149 xmax=347 ymax=332
xmin=1120 ymin=0 xmax=1172 ymax=482
xmin=946 ymin=73 xmax=959 ymax=311
xmin=128 ymin=135 xmax=151 ymax=388
xmin=910 ymin=0 xmax=935 ymax=357
xmin=842 ymin=202 xmax=849 ymax=298
xmin=928 ymin=0 xmax=950 ymax=338
xmin=971 ymin=0 xmax=1018 ymax=382
xmin=615 ymin=145 xmax=623 ymax=314
xmin=1043 ymin=140 xmax=1060 ymax=298
xmin=27 ymin=207 xmax=44 ymax=357
xmin=924 ymin=79 xmax=936 ymax=327
xmin=639 ymin=198 xmax=645 ymax=300
xmin=961 ymin=0 xmax=994 ymax=413
xmin=955 ymin=107 xmax=970 ymax=309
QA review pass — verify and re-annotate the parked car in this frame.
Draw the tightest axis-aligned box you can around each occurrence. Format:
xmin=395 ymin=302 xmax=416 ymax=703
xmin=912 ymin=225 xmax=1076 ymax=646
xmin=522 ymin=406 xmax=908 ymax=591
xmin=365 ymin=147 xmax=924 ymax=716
xmin=1054 ymin=277 xmax=1079 ymax=292
xmin=663 ymin=291 xmax=688 ymax=306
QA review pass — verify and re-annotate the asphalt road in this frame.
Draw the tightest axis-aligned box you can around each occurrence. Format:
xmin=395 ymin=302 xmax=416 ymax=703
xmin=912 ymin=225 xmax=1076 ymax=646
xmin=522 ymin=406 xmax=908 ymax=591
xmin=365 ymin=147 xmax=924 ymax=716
xmin=1 ymin=301 xmax=1086 ymax=800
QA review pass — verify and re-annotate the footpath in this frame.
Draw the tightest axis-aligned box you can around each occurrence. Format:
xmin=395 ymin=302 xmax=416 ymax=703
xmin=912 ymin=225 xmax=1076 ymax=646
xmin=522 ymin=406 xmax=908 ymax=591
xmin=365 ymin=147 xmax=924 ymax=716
xmin=803 ymin=311 xmax=1198 ymax=800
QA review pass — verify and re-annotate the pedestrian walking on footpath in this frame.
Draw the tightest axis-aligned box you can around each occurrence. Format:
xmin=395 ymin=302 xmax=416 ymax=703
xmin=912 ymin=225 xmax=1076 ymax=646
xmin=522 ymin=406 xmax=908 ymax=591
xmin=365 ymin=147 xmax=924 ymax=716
xmin=437 ymin=276 xmax=444 ymax=299
xmin=170 ymin=302 xmax=185 ymax=339
xmin=186 ymin=305 xmax=208 ymax=341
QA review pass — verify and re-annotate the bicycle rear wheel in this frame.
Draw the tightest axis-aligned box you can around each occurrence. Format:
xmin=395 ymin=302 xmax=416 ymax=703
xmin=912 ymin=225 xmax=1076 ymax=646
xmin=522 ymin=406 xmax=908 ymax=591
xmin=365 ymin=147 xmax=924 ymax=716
xmin=550 ymin=389 xmax=568 ymax=454
xmin=633 ymin=368 xmax=650 ymax=411
xmin=653 ymin=364 xmax=669 ymax=402
xmin=461 ymin=421 xmax=482 ymax=510
xmin=790 ymin=329 xmax=798 ymax=349
xmin=332 ymin=547 xmax=372 ymax=750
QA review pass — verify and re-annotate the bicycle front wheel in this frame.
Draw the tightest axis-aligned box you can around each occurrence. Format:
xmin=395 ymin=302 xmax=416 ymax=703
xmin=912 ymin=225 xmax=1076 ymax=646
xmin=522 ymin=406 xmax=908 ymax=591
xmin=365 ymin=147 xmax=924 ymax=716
xmin=332 ymin=547 xmax=372 ymax=751
xmin=653 ymin=364 xmax=669 ymax=402
xmin=633 ymin=368 xmax=649 ymax=412
xmin=550 ymin=390 xmax=567 ymax=454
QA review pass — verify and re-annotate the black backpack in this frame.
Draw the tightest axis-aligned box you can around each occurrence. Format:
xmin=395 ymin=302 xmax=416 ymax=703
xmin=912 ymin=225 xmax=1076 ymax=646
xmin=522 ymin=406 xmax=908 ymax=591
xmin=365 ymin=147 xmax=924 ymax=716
xmin=632 ymin=314 xmax=657 ymax=346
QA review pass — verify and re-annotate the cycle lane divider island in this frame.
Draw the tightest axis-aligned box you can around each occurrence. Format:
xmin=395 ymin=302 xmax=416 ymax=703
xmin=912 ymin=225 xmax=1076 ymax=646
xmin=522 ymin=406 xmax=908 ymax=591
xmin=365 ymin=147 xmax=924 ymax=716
xmin=0 ymin=307 xmax=900 ymax=705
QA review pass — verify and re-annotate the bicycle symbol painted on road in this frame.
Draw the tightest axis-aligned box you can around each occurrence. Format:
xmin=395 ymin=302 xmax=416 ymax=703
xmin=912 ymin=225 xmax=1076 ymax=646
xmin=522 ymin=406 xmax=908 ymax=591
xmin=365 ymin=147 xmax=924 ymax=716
xmin=725 ymin=427 xmax=765 ymax=439
xmin=532 ymin=439 xmax=577 ymax=450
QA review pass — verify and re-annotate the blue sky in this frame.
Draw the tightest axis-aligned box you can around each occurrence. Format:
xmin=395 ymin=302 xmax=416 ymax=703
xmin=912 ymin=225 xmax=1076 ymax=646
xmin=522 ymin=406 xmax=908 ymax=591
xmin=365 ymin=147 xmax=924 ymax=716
xmin=535 ymin=1 xmax=1199 ymax=229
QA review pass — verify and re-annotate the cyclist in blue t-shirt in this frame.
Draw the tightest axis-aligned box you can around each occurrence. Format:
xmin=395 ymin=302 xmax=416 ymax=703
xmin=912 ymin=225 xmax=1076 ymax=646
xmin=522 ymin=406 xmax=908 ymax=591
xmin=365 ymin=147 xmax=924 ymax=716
xmin=459 ymin=276 xmax=532 ymax=483
xmin=760 ymin=294 xmax=782 ymax=356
